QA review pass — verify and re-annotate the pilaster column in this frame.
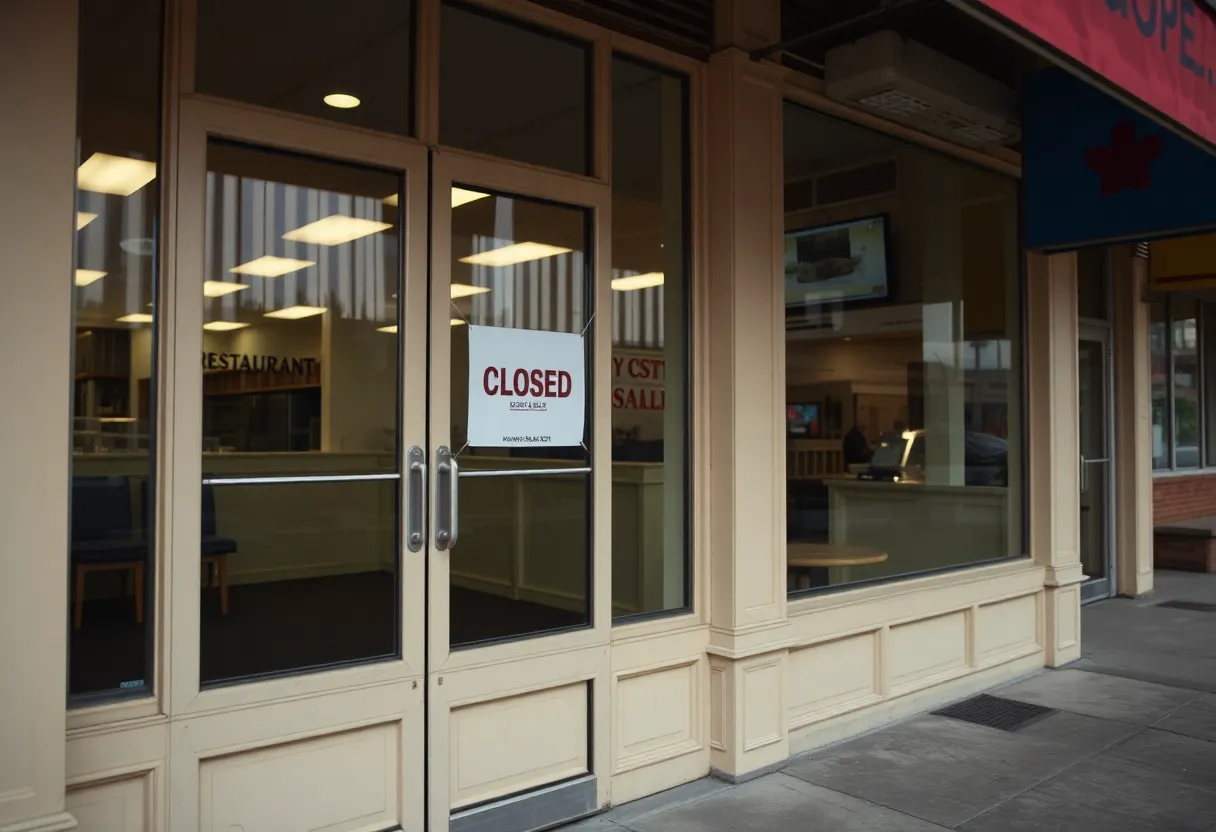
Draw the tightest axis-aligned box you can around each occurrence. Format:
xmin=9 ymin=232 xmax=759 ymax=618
xmin=706 ymin=0 xmax=790 ymax=780
xmin=1026 ymin=251 xmax=1084 ymax=667
xmin=0 ymin=1 xmax=78 ymax=830
xmin=1112 ymin=247 xmax=1154 ymax=597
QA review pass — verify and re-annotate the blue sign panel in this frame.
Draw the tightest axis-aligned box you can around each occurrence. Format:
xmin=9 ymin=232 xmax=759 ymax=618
xmin=1023 ymin=67 xmax=1216 ymax=250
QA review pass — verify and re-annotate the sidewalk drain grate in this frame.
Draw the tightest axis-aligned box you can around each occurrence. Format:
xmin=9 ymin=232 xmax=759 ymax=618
xmin=1156 ymin=600 xmax=1216 ymax=613
xmin=933 ymin=694 xmax=1056 ymax=732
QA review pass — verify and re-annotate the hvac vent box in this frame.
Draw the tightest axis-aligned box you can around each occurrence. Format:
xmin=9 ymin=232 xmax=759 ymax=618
xmin=824 ymin=30 xmax=1020 ymax=148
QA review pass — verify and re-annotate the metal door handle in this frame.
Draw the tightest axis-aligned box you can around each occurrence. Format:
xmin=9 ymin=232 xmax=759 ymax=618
xmin=435 ymin=446 xmax=459 ymax=550
xmin=405 ymin=446 xmax=426 ymax=552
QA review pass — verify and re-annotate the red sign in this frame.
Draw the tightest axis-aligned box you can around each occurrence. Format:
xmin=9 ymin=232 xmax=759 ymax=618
xmin=960 ymin=0 xmax=1216 ymax=147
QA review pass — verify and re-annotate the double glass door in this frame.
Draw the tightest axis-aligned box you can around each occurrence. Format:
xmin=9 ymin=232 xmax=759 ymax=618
xmin=175 ymin=98 xmax=609 ymax=832
xmin=1079 ymin=328 xmax=1115 ymax=602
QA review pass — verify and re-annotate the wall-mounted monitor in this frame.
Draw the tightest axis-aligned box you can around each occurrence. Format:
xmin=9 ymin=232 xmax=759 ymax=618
xmin=784 ymin=214 xmax=891 ymax=308
xmin=787 ymin=402 xmax=821 ymax=438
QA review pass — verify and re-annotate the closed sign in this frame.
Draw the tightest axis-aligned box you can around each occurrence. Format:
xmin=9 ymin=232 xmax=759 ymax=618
xmin=466 ymin=325 xmax=586 ymax=447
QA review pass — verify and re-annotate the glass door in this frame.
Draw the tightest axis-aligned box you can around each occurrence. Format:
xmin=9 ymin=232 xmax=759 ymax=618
xmin=1079 ymin=328 xmax=1115 ymax=602
xmin=426 ymin=152 xmax=612 ymax=832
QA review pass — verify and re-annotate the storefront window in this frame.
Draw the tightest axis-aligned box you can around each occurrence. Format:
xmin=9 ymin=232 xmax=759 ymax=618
xmin=440 ymin=2 xmax=591 ymax=175
xmin=1152 ymin=293 xmax=1216 ymax=473
xmin=782 ymin=102 xmax=1024 ymax=594
xmin=1151 ymin=300 xmax=1170 ymax=470
xmin=609 ymin=56 xmax=690 ymax=618
xmin=1173 ymin=298 xmax=1200 ymax=469
xmin=448 ymin=191 xmax=592 ymax=646
xmin=195 ymin=0 xmax=414 ymax=137
xmin=69 ymin=0 xmax=163 ymax=701
xmin=199 ymin=141 xmax=400 ymax=685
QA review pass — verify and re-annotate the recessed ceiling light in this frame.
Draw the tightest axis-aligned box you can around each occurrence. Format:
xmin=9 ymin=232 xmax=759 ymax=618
xmin=264 ymin=305 xmax=327 ymax=320
xmin=230 ymin=255 xmax=315 ymax=277
xmin=450 ymin=318 xmax=467 ymax=327
xmin=459 ymin=242 xmax=572 ymax=267
xmin=323 ymin=93 xmax=361 ymax=109
xmin=383 ymin=193 xmax=399 ymax=207
xmin=203 ymin=321 xmax=250 ymax=331
xmin=452 ymin=187 xmax=490 ymax=209
xmin=376 ymin=324 xmax=398 ymax=334
xmin=76 ymin=211 xmax=98 ymax=230
xmin=451 ymin=283 xmax=491 ymax=299
xmin=98 ymin=417 xmax=137 ymax=423
xmin=611 ymin=272 xmax=664 ymax=291
xmin=75 ymin=269 xmax=106 ymax=287
xmin=77 ymin=153 xmax=157 ymax=196
xmin=282 ymin=215 xmax=392 ymax=246
xmin=116 ymin=313 xmax=154 ymax=324
xmin=203 ymin=281 xmax=250 ymax=298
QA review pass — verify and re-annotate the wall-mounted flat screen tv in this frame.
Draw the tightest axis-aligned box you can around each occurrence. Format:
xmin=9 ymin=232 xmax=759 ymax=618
xmin=787 ymin=403 xmax=820 ymax=438
xmin=784 ymin=214 xmax=891 ymax=307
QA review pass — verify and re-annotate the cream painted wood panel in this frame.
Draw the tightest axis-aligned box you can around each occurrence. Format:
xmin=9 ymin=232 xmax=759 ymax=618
xmin=788 ymin=633 xmax=880 ymax=728
xmin=198 ymin=724 xmax=399 ymax=832
xmin=741 ymin=658 xmax=784 ymax=753
xmin=66 ymin=777 xmax=147 ymax=832
xmin=975 ymin=594 xmax=1041 ymax=667
xmin=614 ymin=661 xmax=701 ymax=772
xmin=448 ymin=682 xmax=589 ymax=810
xmin=886 ymin=611 xmax=968 ymax=694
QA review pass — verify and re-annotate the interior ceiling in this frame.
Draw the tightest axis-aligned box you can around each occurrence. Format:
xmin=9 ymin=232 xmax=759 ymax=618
xmin=779 ymin=0 xmax=1045 ymax=88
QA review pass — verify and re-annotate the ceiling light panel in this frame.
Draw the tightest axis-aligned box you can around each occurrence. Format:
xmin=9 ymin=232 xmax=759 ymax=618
xmin=450 ymin=283 xmax=491 ymax=299
xmin=282 ymin=216 xmax=392 ymax=246
xmin=75 ymin=269 xmax=106 ymax=287
xmin=451 ymin=187 xmax=490 ymax=208
xmin=230 ymin=255 xmax=315 ymax=278
xmin=76 ymin=212 xmax=98 ymax=230
xmin=459 ymin=242 xmax=572 ymax=268
xmin=116 ymin=313 xmax=154 ymax=324
xmin=611 ymin=272 xmax=665 ymax=291
xmin=264 ymin=305 xmax=327 ymax=320
xmin=203 ymin=321 xmax=250 ymax=331
xmin=203 ymin=280 xmax=250 ymax=298
xmin=77 ymin=153 xmax=157 ymax=196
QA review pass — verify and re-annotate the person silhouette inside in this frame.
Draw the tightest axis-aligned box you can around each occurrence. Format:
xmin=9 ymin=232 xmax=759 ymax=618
xmin=843 ymin=422 xmax=872 ymax=468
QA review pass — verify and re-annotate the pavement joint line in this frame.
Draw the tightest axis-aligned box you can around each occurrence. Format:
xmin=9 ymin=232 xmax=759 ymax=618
xmin=952 ymin=723 xmax=1154 ymax=829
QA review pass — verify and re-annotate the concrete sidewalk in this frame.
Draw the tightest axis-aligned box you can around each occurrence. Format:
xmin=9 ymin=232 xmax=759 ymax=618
xmin=566 ymin=572 xmax=1216 ymax=831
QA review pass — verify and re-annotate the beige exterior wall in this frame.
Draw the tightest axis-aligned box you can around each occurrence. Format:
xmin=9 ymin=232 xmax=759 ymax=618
xmin=0 ymin=0 xmax=1145 ymax=829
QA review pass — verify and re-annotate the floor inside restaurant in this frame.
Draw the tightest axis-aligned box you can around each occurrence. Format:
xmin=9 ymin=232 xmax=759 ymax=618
xmin=566 ymin=571 xmax=1216 ymax=831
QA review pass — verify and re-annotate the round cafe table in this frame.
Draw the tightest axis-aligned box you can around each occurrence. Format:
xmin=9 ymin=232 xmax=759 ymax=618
xmin=787 ymin=542 xmax=889 ymax=590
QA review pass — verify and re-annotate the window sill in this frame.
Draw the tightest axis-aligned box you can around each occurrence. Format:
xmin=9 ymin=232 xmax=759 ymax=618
xmin=1152 ymin=468 xmax=1216 ymax=480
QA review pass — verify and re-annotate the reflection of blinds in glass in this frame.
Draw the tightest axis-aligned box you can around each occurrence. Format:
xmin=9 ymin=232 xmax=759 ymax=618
xmin=611 ymin=270 xmax=665 ymax=349
xmin=467 ymin=234 xmax=585 ymax=334
xmin=204 ymin=173 xmax=389 ymax=320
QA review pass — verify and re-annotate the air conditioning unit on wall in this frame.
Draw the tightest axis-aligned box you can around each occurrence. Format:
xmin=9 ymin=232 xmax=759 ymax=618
xmin=824 ymin=30 xmax=1020 ymax=149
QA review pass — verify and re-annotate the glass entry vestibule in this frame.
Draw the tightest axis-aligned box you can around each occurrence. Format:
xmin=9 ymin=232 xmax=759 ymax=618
xmin=167 ymin=94 xmax=612 ymax=832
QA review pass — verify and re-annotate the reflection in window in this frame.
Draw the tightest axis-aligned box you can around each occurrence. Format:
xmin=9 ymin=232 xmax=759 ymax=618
xmin=440 ymin=2 xmax=590 ymax=175
xmin=610 ymin=56 xmax=690 ymax=618
xmin=199 ymin=141 xmax=400 ymax=685
xmin=1172 ymin=298 xmax=1200 ymax=469
xmin=782 ymin=103 xmax=1023 ymax=594
xmin=196 ymin=0 xmax=413 ymax=136
xmin=69 ymin=0 xmax=163 ymax=701
xmin=449 ymin=190 xmax=592 ymax=647
xmin=1151 ymin=300 xmax=1169 ymax=470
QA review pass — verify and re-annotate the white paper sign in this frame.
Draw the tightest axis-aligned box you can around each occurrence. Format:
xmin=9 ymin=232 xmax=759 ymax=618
xmin=466 ymin=325 xmax=586 ymax=447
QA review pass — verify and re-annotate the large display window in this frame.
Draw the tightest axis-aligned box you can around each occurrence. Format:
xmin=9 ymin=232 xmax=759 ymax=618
xmin=782 ymin=101 xmax=1026 ymax=594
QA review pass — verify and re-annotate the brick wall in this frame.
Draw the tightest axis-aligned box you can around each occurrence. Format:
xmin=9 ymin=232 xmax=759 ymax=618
xmin=1154 ymin=473 xmax=1216 ymax=523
